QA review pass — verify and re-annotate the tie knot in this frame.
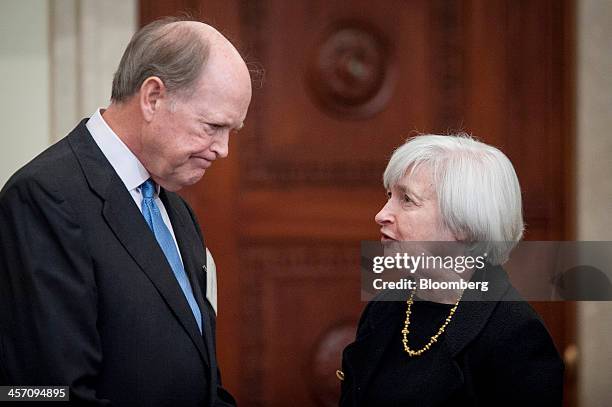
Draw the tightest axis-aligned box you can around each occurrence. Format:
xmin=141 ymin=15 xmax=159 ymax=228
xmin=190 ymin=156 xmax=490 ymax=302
xmin=141 ymin=179 xmax=156 ymax=199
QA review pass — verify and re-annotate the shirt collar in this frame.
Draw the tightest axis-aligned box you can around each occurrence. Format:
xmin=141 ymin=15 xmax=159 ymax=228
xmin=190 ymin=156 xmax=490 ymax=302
xmin=86 ymin=108 xmax=156 ymax=193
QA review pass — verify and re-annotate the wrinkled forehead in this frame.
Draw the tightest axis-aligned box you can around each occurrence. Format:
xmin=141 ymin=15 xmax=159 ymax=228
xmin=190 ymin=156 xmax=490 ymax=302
xmin=390 ymin=164 xmax=436 ymax=200
xmin=385 ymin=160 xmax=432 ymax=188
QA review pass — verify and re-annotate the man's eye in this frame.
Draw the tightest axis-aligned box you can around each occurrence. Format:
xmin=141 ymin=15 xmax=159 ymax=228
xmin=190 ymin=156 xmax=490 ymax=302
xmin=386 ymin=191 xmax=392 ymax=199
xmin=403 ymin=194 xmax=413 ymax=204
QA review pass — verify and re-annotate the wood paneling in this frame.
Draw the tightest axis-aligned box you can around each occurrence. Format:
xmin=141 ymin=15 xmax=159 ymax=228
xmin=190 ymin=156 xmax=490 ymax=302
xmin=141 ymin=1 xmax=575 ymax=405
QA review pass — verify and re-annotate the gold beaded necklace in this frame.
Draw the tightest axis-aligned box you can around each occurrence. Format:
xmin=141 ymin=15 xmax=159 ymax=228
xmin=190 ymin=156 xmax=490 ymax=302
xmin=401 ymin=289 xmax=463 ymax=357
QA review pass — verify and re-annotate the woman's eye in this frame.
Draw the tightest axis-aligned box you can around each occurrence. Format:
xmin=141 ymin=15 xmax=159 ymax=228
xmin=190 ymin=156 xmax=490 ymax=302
xmin=403 ymin=194 xmax=413 ymax=204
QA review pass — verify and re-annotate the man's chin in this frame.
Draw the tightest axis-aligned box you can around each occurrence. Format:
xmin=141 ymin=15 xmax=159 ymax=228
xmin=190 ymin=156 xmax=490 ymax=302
xmin=182 ymin=170 xmax=207 ymax=187
xmin=154 ymin=170 xmax=206 ymax=192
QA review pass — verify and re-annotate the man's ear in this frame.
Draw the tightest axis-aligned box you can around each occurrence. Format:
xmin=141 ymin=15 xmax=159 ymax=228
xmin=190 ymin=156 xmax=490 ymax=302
xmin=139 ymin=76 xmax=166 ymax=122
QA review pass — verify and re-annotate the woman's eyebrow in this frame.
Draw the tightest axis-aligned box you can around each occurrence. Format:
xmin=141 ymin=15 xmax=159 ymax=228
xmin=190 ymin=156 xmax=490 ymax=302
xmin=397 ymin=183 xmax=425 ymax=201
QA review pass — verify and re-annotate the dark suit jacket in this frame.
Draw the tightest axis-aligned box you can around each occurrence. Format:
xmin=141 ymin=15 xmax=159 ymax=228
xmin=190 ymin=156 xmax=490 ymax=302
xmin=0 ymin=120 xmax=235 ymax=406
xmin=340 ymin=265 xmax=564 ymax=407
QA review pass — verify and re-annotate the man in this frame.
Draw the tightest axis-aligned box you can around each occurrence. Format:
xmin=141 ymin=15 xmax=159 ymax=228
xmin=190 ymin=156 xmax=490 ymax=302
xmin=0 ymin=17 xmax=251 ymax=406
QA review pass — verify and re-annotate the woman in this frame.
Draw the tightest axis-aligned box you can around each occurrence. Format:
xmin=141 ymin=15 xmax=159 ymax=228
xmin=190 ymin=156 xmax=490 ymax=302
xmin=339 ymin=135 xmax=563 ymax=406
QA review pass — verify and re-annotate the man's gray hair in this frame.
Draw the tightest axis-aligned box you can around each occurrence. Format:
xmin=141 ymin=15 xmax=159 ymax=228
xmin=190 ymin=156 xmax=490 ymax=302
xmin=111 ymin=17 xmax=209 ymax=103
xmin=383 ymin=134 xmax=524 ymax=265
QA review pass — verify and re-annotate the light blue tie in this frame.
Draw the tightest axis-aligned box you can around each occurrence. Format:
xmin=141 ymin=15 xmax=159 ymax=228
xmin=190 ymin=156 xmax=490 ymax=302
xmin=140 ymin=179 xmax=202 ymax=333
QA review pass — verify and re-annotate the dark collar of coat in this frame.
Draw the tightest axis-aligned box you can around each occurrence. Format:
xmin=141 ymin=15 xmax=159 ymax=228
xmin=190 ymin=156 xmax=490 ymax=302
xmin=65 ymin=119 xmax=213 ymax=371
xmin=343 ymin=263 xmax=512 ymax=403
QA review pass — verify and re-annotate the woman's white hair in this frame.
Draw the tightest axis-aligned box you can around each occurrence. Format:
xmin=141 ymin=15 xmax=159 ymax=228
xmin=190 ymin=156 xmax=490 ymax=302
xmin=383 ymin=134 xmax=524 ymax=265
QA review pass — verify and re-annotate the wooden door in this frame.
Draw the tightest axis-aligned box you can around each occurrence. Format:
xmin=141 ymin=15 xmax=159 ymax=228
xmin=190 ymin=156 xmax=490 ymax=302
xmin=141 ymin=1 xmax=575 ymax=405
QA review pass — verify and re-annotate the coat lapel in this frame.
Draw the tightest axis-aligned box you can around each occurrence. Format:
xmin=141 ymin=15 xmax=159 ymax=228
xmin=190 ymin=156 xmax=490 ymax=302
xmin=442 ymin=264 xmax=511 ymax=357
xmin=67 ymin=121 xmax=210 ymax=368
xmin=342 ymin=301 xmax=400 ymax=404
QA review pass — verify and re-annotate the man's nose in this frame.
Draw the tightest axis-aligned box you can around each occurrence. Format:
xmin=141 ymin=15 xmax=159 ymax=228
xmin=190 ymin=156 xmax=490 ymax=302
xmin=211 ymin=131 xmax=229 ymax=159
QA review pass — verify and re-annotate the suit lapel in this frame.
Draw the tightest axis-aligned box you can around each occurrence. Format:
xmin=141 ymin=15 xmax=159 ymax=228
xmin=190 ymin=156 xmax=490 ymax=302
xmin=67 ymin=121 xmax=210 ymax=368
xmin=161 ymin=191 xmax=217 ymax=372
xmin=161 ymin=190 xmax=218 ymax=405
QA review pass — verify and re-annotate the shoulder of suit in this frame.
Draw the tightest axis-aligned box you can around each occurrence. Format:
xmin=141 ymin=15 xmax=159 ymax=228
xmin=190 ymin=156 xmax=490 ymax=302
xmin=1 ymin=138 xmax=79 ymax=202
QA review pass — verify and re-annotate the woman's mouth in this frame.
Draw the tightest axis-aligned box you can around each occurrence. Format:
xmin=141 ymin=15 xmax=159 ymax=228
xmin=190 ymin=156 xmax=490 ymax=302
xmin=380 ymin=231 xmax=396 ymax=242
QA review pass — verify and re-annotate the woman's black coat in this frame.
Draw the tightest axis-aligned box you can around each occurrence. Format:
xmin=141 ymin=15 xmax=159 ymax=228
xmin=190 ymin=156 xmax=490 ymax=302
xmin=339 ymin=265 xmax=564 ymax=407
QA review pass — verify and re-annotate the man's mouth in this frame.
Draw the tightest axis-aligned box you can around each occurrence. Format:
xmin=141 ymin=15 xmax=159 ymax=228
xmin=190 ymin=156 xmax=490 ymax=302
xmin=192 ymin=155 xmax=213 ymax=168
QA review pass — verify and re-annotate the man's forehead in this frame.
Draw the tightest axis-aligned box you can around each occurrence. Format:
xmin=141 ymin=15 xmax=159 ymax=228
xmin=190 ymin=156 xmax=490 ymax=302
xmin=194 ymin=107 xmax=245 ymax=131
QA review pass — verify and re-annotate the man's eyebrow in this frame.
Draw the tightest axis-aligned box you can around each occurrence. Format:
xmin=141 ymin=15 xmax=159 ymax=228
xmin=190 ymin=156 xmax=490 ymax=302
xmin=201 ymin=117 xmax=244 ymax=131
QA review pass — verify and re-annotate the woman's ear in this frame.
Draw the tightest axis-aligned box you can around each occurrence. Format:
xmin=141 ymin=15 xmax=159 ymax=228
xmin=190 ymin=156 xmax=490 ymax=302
xmin=139 ymin=76 xmax=166 ymax=122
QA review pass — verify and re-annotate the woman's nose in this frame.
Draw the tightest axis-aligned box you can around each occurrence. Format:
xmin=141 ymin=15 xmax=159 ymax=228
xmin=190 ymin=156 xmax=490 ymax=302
xmin=375 ymin=201 xmax=393 ymax=225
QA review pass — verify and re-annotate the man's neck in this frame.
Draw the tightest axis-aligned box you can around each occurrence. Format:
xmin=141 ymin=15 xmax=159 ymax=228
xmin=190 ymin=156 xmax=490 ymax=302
xmin=102 ymin=102 xmax=142 ymax=158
